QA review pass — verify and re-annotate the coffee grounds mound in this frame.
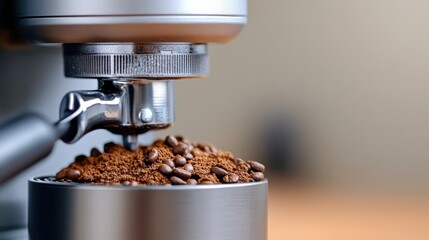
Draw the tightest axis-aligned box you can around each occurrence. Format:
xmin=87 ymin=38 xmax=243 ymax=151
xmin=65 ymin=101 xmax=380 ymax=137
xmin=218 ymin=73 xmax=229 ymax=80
xmin=56 ymin=135 xmax=265 ymax=185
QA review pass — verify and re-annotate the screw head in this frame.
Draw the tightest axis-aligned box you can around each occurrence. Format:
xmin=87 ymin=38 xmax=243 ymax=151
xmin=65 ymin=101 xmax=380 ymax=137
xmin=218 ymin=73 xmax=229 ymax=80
xmin=140 ymin=108 xmax=153 ymax=123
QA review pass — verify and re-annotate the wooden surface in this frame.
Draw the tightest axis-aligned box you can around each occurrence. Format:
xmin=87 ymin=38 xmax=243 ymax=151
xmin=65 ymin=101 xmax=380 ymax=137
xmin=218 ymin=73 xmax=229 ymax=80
xmin=268 ymin=182 xmax=429 ymax=240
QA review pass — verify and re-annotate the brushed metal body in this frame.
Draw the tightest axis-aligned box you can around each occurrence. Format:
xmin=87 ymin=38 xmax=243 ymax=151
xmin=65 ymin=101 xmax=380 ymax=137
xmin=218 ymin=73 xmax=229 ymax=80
xmin=29 ymin=177 xmax=268 ymax=240
xmin=16 ymin=0 xmax=247 ymax=44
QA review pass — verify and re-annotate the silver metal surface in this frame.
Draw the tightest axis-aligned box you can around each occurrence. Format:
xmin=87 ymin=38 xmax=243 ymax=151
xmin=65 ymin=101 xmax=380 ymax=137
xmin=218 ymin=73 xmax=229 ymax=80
xmin=0 ymin=228 xmax=28 ymax=240
xmin=16 ymin=0 xmax=247 ymax=16
xmin=16 ymin=0 xmax=247 ymax=44
xmin=29 ymin=177 xmax=267 ymax=240
xmin=0 ymin=114 xmax=58 ymax=184
xmin=59 ymin=80 xmax=174 ymax=143
xmin=63 ymin=43 xmax=208 ymax=79
xmin=122 ymin=135 xmax=138 ymax=151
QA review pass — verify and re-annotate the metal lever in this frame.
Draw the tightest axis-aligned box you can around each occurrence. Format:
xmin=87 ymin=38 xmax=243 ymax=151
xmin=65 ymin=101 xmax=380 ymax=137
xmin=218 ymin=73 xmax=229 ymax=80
xmin=0 ymin=114 xmax=63 ymax=184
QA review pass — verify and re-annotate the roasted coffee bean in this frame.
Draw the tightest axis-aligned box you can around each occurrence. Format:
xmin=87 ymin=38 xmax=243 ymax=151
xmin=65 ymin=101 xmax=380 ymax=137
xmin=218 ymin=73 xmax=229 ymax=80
xmin=90 ymin=148 xmax=101 ymax=157
xmin=147 ymin=148 xmax=159 ymax=163
xmin=233 ymin=157 xmax=245 ymax=165
xmin=184 ymin=152 xmax=194 ymax=160
xmin=202 ymin=145 xmax=212 ymax=153
xmin=186 ymin=179 xmax=198 ymax=185
xmin=200 ymin=180 xmax=214 ymax=184
xmin=223 ymin=173 xmax=239 ymax=183
xmin=251 ymin=172 xmax=264 ymax=181
xmin=55 ymin=169 xmax=67 ymax=179
xmin=131 ymin=181 xmax=141 ymax=186
xmin=121 ymin=180 xmax=131 ymax=186
xmin=248 ymin=161 xmax=265 ymax=172
xmin=65 ymin=169 xmax=81 ymax=181
xmin=245 ymin=163 xmax=252 ymax=172
xmin=173 ymin=142 xmax=188 ymax=155
xmin=208 ymin=144 xmax=218 ymax=153
xmin=173 ymin=155 xmax=187 ymax=166
xmin=74 ymin=155 xmax=87 ymax=162
xmin=170 ymin=176 xmax=186 ymax=185
xmin=173 ymin=168 xmax=192 ymax=180
xmin=147 ymin=180 xmax=157 ymax=186
xmin=210 ymin=167 xmax=228 ymax=178
xmin=184 ymin=164 xmax=194 ymax=172
xmin=165 ymin=135 xmax=179 ymax=147
xmin=158 ymin=164 xmax=173 ymax=175
xmin=103 ymin=142 xmax=116 ymax=153
xmin=165 ymin=159 xmax=175 ymax=168
xmin=187 ymin=144 xmax=194 ymax=152
xmin=175 ymin=135 xmax=185 ymax=142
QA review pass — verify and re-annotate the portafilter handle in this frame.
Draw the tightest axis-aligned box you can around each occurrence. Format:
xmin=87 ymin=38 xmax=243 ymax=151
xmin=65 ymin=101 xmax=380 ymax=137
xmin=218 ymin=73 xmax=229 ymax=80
xmin=0 ymin=114 xmax=64 ymax=184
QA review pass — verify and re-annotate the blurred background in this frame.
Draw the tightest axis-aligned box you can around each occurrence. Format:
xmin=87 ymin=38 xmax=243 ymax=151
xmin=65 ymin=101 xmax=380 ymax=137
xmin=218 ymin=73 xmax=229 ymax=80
xmin=164 ymin=0 xmax=429 ymax=191
xmin=2 ymin=0 xmax=429 ymax=239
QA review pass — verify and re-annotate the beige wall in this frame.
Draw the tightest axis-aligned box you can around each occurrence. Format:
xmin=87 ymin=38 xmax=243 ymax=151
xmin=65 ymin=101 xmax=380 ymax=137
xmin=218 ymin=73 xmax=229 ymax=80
xmin=158 ymin=0 xmax=429 ymax=189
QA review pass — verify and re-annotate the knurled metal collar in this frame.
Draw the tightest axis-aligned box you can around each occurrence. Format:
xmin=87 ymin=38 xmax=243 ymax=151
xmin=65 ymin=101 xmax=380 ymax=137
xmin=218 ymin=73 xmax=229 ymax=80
xmin=63 ymin=43 xmax=209 ymax=79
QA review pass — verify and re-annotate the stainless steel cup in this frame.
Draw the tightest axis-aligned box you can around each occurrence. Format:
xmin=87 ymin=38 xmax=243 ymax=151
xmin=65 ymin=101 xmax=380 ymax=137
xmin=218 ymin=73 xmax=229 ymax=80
xmin=29 ymin=177 xmax=268 ymax=240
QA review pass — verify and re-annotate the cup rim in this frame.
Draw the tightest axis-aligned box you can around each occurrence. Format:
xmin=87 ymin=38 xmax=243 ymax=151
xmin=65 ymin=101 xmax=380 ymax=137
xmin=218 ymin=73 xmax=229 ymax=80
xmin=29 ymin=176 xmax=268 ymax=191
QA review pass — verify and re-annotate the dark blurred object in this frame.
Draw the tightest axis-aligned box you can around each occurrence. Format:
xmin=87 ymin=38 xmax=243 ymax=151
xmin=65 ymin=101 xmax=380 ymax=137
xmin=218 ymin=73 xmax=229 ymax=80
xmin=0 ymin=0 xmax=26 ymax=49
xmin=260 ymin=114 xmax=302 ymax=178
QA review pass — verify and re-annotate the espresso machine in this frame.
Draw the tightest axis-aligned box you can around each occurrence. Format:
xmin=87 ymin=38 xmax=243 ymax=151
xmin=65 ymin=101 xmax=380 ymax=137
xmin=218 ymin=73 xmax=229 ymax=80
xmin=0 ymin=1 xmax=267 ymax=239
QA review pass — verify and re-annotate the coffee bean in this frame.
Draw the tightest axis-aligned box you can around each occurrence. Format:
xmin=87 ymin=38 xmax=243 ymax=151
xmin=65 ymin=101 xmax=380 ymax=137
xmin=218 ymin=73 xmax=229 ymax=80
xmin=210 ymin=167 xmax=228 ymax=178
xmin=249 ymin=161 xmax=265 ymax=172
xmin=147 ymin=148 xmax=159 ymax=163
xmin=202 ymin=145 xmax=211 ymax=153
xmin=89 ymin=148 xmax=101 ymax=157
xmin=75 ymin=155 xmax=87 ymax=162
xmin=251 ymin=172 xmax=264 ymax=181
xmin=186 ymin=179 xmax=198 ymax=185
xmin=223 ymin=173 xmax=239 ymax=183
xmin=121 ymin=180 xmax=131 ymax=186
xmin=184 ymin=164 xmax=194 ymax=172
xmin=174 ymin=155 xmax=187 ymax=166
xmin=170 ymin=176 xmax=186 ymax=185
xmin=165 ymin=135 xmax=179 ymax=147
xmin=165 ymin=159 xmax=175 ymax=168
xmin=158 ymin=164 xmax=173 ymax=175
xmin=175 ymin=135 xmax=185 ymax=142
xmin=173 ymin=142 xmax=188 ymax=155
xmin=233 ymin=158 xmax=245 ymax=165
xmin=65 ymin=169 xmax=81 ymax=181
xmin=187 ymin=144 xmax=194 ymax=152
xmin=208 ymin=144 xmax=218 ymax=153
xmin=55 ymin=169 xmax=67 ymax=179
xmin=173 ymin=168 xmax=192 ymax=180
xmin=131 ymin=181 xmax=141 ymax=186
xmin=200 ymin=180 xmax=214 ymax=184
xmin=103 ymin=142 xmax=116 ymax=152
xmin=184 ymin=152 xmax=194 ymax=160
xmin=245 ymin=163 xmax=252 ymax=172
xmin=147 ymin=180 xmax=157 ymax=186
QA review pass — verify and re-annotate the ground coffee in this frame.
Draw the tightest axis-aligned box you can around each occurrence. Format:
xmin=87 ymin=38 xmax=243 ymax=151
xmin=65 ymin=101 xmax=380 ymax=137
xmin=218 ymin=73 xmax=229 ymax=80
xmin=56 ymin=135 xmax=265 ymax=185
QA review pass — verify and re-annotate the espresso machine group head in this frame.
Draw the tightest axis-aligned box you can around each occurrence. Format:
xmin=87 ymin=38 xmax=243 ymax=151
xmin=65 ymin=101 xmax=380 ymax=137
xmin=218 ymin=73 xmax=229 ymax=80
xmin=0 ymin=0 xmax=247 ymax=183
